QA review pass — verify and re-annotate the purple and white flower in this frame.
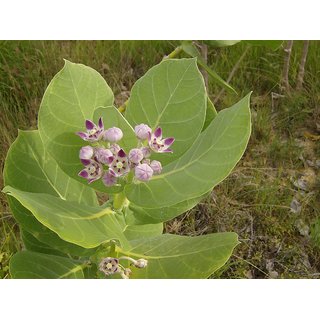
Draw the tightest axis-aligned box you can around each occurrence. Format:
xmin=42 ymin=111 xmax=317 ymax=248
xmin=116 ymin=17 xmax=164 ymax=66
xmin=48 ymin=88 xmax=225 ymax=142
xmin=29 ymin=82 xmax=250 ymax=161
xmin=94 ymin=147 xmax=114 ymax=165
xmin=102 ymin=170 xmax=117 ymax=187
xmin=135 ymin=163 xmax=153 ymax=181
xmin=78 ymin=159 xmax=103 ymax=184
xmin=104 ymin=127 xmax=123 ymax=142
xmin=135 ymin=123 xmax=152 ymax=140
xmin=76 ymin=118 xmax=104 ymax=142
xmin=79 ymin=146 xmax=94 ymax=160
xmin=109 ymin=143 xmax=121 ymax=155
xmin=99 ymin=257 xmax=120 ymax=276
xmin=150 ymin=160 xmax=162 ymax=175
xmin=128 ymin=148 xmax=144 ymax=164
xmin=109 ymin=149 xmax=130 ymax=177
xmin=148 ymin=127 xmax=174 ymax=153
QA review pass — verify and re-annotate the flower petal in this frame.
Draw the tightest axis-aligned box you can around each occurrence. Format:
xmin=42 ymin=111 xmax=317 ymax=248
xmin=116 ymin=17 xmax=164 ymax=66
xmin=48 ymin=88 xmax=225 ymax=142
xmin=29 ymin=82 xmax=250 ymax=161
xmin=85 ymin=120 xmax=95 ymax=130
xmin=117 ymin=149 xmax=126 ymax=158
xmin=78 ymin=169 xmax=89 ymax=178
xmin=81 ymin=159 xmax=91 ymax=166
xmin=98 ymin=117 xmax=104 ymax=129
xmin=164 ymin=137 xmax=175 ymax=146
xmin=154 ymin=127 xmax=162 ymax=138
xmin=76 ymin=132 xmax=88 ymax=140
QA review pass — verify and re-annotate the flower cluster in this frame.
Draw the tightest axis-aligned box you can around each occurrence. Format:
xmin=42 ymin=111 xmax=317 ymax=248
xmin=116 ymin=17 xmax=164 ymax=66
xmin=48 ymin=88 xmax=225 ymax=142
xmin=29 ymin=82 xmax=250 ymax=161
xmin=99 ymin=256 xmax=148 ymax=279
xmin=76 ymin=118 xmax=174 ymax=186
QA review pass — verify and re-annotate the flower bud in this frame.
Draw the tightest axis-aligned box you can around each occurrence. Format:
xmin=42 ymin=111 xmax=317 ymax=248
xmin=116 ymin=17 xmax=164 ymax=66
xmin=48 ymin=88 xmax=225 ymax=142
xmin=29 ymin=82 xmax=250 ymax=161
xmin=150 ymin=160 xmax=162 ymax=175
xmin=135 ymin=163 xmax=153 ymax=181
xmin=140 ymin=146 xmax=151 ymax=158
xmin=104 ymin=127 xmax=123 ymax=142
xmin=79 ymin=146 xmax=94 ymax=160
xmin=128 ymin=148 xmax=144 ymax=164
xmin=135 ymin=123 xmax=152 ymax=140
xmin=94 ymin=148 xmax=113 ymax=164
xmin=134 ymin=258 xmax=148 ymax=268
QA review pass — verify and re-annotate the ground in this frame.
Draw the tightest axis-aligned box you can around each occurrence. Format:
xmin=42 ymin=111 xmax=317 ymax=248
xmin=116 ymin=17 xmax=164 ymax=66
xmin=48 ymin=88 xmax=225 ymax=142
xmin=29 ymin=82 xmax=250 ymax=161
xmin=0 ymin=40 xmax=319 ymax=278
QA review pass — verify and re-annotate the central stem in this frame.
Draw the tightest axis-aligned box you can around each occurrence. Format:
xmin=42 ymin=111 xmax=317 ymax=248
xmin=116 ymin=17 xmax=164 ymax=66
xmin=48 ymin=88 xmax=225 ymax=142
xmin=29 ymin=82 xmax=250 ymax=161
xmin=113 ymin=192 xmax=127 ymax=210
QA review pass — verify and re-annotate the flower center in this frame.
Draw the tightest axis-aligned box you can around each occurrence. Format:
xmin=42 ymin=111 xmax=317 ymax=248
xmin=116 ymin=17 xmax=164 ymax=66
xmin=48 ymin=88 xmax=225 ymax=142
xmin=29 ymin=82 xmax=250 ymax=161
xmin=116 ymin=162 xmax=124 ymax=169
xmin=106 ymin=262 xmax=113 ymax=270
xmin=88 ymin=129 xmax=97 ymax=135
xmin=87 ymin=164 xmax=96 ymax=174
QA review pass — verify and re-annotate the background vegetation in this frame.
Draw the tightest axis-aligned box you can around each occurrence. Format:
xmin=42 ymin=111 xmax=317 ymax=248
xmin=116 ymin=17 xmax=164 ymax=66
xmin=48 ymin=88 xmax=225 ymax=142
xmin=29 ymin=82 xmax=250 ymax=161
xmin=0 ymin=40 xmax=319 ymax=278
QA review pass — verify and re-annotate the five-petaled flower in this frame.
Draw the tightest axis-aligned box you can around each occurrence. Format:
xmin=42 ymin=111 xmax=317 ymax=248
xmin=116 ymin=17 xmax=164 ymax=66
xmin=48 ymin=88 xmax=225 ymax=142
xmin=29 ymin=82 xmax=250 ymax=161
xmin=148 ymin=127 xmax=174 ymax=153
xmin=77 ymin=118 xmax=104 ymax=142
xmin=78 ymin=159 xmax=103 ymax=184
xmin=109 ymin=149 xmax=130 ymax=177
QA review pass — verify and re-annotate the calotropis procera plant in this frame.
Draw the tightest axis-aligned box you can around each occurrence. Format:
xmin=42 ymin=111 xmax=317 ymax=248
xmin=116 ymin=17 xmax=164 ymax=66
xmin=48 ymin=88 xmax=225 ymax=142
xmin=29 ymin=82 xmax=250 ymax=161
xmin=3 ymin=58 xmax=251 ymax=279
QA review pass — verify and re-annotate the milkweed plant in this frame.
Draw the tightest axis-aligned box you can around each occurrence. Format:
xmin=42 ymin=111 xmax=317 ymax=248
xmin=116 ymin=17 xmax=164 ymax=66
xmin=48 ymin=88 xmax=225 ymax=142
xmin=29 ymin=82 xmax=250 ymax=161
xmin=3 ymin=58 xmax=251 ymax=279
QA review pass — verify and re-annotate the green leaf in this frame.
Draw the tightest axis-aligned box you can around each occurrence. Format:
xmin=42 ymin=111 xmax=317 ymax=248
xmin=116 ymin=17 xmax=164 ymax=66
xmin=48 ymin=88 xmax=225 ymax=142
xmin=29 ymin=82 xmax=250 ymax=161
xmin=6 ymin=197 xmax=95 ymax=257
xmin=203 ymin=40 xmax=241 ymax=47
xmin=3 ymin=130 xmax=98 ymax=256
xmin=126 ymin=194 xmax=205 ymax=224
xmin=203 ymin=96 xmax=217 ymax=131
xmin=125 ymin=93 xmax=251 ymax=208
xmin=125 ymin=58 xmax=207 ymax=166
xmin=38 ymin=60 xmax=114 ymax=192
xmin=21 ymin=229 xmax=67 ymax=257
xmin=243 ymin=40 xmax=283 ymax=50
xmin=10 ymin=251 xmax=87 ymax=279
xmin=3 ymin=130 xmax=98 ymax=205
xmin=118 ymin=233 xmax=239 ymax=279
xmin=180 ymin=41 xmax=237 ymax=94
xmin=3 ymin=187 xmax=130 ymax=250
xmin=123 ymin=223 xmax=163 ymax=241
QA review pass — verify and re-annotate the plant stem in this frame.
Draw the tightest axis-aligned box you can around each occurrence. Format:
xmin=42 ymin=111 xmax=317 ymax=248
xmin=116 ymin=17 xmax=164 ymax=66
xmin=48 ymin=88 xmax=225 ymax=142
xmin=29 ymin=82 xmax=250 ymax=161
xmin=163 ymin=46 xmax=182 ymax=60
xmin=296 ymin=40 xmax=310 ymax=91
xmin=281 ymin=40 xmax=293 ymax=93
xmin=113 ymin=192 xmax=127 ymax=210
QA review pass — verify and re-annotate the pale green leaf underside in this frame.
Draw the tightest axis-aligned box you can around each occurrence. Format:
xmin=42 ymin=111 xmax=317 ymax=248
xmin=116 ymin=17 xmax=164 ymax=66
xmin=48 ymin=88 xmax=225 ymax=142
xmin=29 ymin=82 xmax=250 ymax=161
xmin=21 ymin=229 xmax=67 ymax=257
xmin=10 ymin=251 xmax=86 ymax=279
xmin=38 ymin=60 xmax=114 ymax=192
xmin=125 ymin=93 xmax=251 ymax=208
xmin=3 ymin=187 xmax=130 ymax=250
xmin=126 ymin=58 xmax=207 ymax=166
xmin=127 ymin=193 xmax=205 ymax=224
xmin=3 ymin=130 xmax=98 ymax=256
xmin=118 ymin=233 xmax=239 ymax=279
xmin=203 ymin=96 xmax=217 ymax=131
xmin=123 ymin=223 xmax=163 ymax=241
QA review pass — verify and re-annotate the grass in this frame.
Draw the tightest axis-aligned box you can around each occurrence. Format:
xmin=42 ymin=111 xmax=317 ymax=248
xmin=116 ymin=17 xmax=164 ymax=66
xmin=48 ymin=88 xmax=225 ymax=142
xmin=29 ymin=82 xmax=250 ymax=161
xmin=1 ymin=40 xmax=319 ymax=278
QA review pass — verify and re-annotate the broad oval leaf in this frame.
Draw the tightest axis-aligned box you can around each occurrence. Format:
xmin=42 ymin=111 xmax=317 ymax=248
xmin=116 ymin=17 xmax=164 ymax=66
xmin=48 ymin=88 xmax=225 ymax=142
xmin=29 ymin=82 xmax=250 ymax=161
xmin=38 ymin=60 xmax=114 ymax=192
xmin=21 ymin=229 xmax=67 ymax=257
xmin=123 ymin=223 xmax=163 ymax=241
xmin=125 ymin=58 xmax=207 ymax=165
xmin=125 ymin=93 xmax=251 ymax=208
xmin=126 ymin=193 xmax=206 ymax=224
xmin=118 ymin=233 xmax=239 ymax=279
xmin=3 ymin=186 xmax=130 ymax=250
xmin=3 ymin=130 xmax=98 ymax=256
xmin=10 ymin=251 xmax=87 ymax=279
